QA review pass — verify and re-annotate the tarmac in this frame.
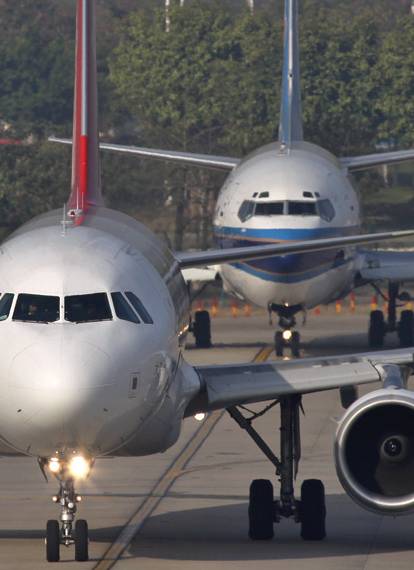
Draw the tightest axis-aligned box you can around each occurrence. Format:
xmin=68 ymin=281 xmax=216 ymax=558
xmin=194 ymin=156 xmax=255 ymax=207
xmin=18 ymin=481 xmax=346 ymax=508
xmin=1 ymin=310 xmax=413 ymax=568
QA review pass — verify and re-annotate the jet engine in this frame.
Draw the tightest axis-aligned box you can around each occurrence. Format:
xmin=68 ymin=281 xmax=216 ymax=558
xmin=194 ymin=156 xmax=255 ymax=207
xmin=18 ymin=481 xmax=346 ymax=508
xmin=335 ymin=384 xmax=414 ymax=516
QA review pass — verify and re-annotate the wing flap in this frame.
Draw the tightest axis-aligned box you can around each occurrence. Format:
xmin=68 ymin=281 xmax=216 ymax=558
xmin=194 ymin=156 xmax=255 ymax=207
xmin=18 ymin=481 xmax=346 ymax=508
xmin=49 ymin=137 xmax=240 ymax=172
xmin=187 ymin=348 xmax=414 ymax=415
xmin=341 ymin=149 xmax=414 ymax=172
xmin=176 ymin=229 xmax=414 ymax=269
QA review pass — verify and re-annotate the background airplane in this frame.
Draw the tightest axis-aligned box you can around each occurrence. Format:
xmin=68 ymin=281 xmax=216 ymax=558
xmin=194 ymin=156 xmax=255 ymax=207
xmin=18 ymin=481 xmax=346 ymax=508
xmin=52 ymin=0 xmax=414 ymax=357
xmin=3 ymin=0 xmax=414 ymax=564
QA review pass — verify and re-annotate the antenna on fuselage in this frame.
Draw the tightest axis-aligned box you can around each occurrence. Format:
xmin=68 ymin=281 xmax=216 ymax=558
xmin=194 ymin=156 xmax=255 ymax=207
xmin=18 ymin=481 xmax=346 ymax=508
xmin=278 ymin=0 xmax=304 ymax=148
xmin=67 ymin=0 xmax=104 ymax=217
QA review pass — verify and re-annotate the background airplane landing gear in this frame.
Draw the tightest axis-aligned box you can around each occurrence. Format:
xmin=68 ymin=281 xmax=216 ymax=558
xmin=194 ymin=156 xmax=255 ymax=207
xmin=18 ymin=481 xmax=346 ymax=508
xmin=274 ymin=329 xmax=300 ymax=357
xmin=192 ymin=310 xmax=212 ymax=348
xmin=368 ymin=310 xmax=385 ymax=348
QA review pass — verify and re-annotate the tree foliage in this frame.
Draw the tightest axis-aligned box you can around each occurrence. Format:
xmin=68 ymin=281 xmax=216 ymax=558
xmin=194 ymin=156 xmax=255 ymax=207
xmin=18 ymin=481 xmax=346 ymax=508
xmin=0 ymin=0 xmax=413 ymax=241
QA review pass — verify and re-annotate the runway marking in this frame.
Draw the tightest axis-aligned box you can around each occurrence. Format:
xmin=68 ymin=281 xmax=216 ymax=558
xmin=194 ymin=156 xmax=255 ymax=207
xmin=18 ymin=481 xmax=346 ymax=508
xmin=93 ymin=345 xmax=271 ymax=570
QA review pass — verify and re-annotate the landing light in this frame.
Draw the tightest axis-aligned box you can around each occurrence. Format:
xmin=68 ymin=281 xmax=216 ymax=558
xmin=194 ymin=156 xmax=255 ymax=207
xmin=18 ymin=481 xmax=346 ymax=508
xmin=48 ymin=458 xmax=60 ymax=474
xmin=194 ymin=413 xmax=206 ymax=422
xmin=69 ymin=455 xmax=90 ymax=479
xmin=282 ymin=330 xmax=292 ymax=341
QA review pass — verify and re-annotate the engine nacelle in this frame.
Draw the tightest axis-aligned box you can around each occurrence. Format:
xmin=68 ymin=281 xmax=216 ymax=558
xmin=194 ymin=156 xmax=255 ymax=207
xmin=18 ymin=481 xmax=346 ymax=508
xmin=335 ymin=388 xmax=414 ymax=516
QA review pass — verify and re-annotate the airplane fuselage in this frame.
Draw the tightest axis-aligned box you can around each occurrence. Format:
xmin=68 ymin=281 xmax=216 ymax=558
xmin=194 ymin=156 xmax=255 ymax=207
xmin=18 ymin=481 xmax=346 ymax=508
xmin=214 ymin=141 xmax=361 ymax=312
xmin=0 ymin=208 xmax=200 ymax=459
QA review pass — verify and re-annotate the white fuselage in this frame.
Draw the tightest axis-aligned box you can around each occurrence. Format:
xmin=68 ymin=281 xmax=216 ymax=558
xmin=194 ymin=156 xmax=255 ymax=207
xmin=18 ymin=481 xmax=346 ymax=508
xmin=0 ymin=208 xmax=200 ymax=460
xmin=214 ymin=141 xmax=361 ymax=311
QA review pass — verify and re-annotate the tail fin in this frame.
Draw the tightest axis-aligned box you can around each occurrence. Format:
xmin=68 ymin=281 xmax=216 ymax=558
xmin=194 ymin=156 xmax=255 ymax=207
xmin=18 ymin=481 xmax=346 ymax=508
xmin=68 ymin=0 xmax=103 ymax=213
xmin=278 ymin=0 xmax=303 ymax=146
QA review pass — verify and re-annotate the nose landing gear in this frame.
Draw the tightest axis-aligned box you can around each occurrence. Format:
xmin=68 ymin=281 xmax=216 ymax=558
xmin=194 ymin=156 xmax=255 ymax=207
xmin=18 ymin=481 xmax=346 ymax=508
xmin=274 ymin=314 xmax=300 ymax=358
xmin=43 ymin=457 xmax=90 ymax=563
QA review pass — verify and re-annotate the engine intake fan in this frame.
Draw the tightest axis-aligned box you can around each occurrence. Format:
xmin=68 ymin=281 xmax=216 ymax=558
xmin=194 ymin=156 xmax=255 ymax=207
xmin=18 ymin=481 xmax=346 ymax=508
xmin=335 ymin=385 xmax=414 ymax=516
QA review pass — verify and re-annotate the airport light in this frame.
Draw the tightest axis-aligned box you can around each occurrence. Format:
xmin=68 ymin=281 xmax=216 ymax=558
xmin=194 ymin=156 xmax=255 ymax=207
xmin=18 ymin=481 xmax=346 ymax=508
xmin=68 ymin=455 xmax=90 ymax=479
xmin=194 ymin=413 xmax=206 ymax=421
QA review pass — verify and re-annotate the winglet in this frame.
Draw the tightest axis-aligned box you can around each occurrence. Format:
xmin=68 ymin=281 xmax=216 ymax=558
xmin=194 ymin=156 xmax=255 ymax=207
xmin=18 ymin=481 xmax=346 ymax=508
xmin=68 ymin=0 xmax=103 ymax=214
xmin=278 ymin=0 xmax=304 ymax=146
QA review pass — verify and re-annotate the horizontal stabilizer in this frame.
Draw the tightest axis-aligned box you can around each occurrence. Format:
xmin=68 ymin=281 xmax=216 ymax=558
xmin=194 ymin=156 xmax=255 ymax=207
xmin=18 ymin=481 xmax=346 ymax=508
xmin=176 ymin=229 xmax=414 ymax=269
xmin=186 ymin=348 xmax=414 ymax=415
xmin=49 ymin=137 xmax=239 ymax=172
xmin=340 ymin=149 xmax=414 ymax=172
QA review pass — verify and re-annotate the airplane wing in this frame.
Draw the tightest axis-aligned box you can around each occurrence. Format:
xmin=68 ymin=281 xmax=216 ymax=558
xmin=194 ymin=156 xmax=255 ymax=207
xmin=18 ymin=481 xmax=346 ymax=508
xmin=186 ymin=348 xmax=414 ymax=415
xmin=181 ymin=266 xmax=220 ymax=283
xmin=340 ymin=149 xmax=414 ymax=172
xmin=358 ymin=249 xmax=414 ymax=282
xmin=176 ymin=229 xmax=414 ymax=269
xmin=48 ymin=136 xmax=240 ymax=172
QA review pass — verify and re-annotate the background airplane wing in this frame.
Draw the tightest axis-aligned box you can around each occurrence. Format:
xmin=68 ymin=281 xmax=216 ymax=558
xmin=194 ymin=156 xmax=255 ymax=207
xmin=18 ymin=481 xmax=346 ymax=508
xmin=358 ymin=249 xmax=414 ymax=282
xmin=49 ymin=136 xmax=239 ymax=171
xmin=176 ymin=229 xmax=414 ymax=269
xmin=340 ymin=149 xmax=414 ymax=172
xmin=186 ymin=348 xmax=414 ymax=415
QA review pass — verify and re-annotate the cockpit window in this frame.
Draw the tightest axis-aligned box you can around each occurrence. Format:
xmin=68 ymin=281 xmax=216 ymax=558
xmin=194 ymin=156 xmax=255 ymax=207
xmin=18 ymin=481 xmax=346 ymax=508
xmin=255 ymin=202 xmax=284 ymax=216
xmin=13 ymin=294 xmax=59 ymax=323
xmin=317 ymin=199 xmax=336 ymax=222
xmin=287 ymin=201 xmax=317 ymax=216
xmin=111 ymin=292 xmax=140 ymax=324
xmin=65 ymin=293 xmax=112 ymax=323
xmin=125 ymin=292 xmax=153 ymax=324
xmin=238 ymin=200 xmax=255 ymax=222
xmin=0 ymin=293 xmax=14 ymax=321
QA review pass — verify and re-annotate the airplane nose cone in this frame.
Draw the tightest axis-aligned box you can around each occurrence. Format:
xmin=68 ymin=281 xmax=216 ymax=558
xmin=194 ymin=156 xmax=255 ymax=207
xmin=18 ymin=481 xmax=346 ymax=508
xmin=5 ymin=339 xmax=115 ymax=455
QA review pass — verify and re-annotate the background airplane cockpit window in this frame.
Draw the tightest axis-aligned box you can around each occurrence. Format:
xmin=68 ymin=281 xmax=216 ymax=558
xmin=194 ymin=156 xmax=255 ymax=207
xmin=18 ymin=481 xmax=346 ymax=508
xmin=65 ymin=293 xmax=112 ymax=323
xmin=287 ymin=201 xmax=318 ymax=216
xmin=13 ymin=294 xmax=59 ymax=323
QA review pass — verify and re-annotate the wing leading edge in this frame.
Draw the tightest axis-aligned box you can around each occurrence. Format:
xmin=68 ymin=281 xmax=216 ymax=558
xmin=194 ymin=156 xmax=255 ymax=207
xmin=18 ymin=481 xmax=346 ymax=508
xmin=340 ymin=149 xmax=414 ymax=172
xmin=176 ymin=229 xmax=414 ymax=270
xmin=49 ymin=136 xmax=239 ymax=172
xmin=186 ymin=348 xmax=414 ymax=416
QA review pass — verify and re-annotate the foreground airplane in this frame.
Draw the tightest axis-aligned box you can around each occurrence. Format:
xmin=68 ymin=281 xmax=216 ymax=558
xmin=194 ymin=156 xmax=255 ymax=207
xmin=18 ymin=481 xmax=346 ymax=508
xmin=4 ymin=0 xmax=414 ymax=563
xmin=52 ymin=0 xmax=414 ymax=356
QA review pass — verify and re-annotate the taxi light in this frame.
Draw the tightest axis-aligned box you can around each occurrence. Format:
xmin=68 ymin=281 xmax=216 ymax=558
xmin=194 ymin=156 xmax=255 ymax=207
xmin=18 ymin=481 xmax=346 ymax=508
xmin=69 ymin=455 xmax=90 ymax=479
xmin=282 ymin=330 xmax=292 ymax=341
xmin=194 ymin=413 xmax=206 ymax=422
xmin=48 ymin=458 xmax=60 ymax=474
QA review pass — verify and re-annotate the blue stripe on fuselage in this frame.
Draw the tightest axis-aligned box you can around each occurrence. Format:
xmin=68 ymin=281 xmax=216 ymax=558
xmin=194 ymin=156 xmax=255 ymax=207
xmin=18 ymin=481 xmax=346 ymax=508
xmin=214 ymin=225 xmax=358 ymax=284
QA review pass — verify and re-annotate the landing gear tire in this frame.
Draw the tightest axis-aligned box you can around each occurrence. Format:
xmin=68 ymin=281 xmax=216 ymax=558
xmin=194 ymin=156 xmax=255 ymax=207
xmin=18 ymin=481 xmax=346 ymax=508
xmin=46 ymin=519 xmax=60 ymax=563
xmin=248 ymin=479 xmax=274 ymax=540
xmin=398 ymin=310 xmax=414 ymax=347
xmin=291 ymin=331 xmax=300 ymax=357
xmin=275 ymin=331 xmax=284 ymax=357
xmin=368 ymin=310 xmax=385 ymax=348
xmin=75 ymin=519 xmax=89 ymax=562
xmin=300 ymin=479 xmax=326 ymax=541
xmin=193 ymin=310 xmax=212 ymax=348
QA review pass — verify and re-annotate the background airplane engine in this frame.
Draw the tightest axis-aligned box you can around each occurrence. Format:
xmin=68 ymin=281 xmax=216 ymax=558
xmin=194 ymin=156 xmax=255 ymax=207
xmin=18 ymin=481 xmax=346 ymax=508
xmin=335 ymin=388 xmax=414 ymax=516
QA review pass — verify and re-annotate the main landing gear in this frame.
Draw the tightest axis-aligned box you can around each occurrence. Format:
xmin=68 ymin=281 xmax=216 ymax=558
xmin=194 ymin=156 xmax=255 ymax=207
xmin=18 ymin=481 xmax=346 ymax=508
xmin=369 ymin=283 xmax=413 ymax=348
xmin=44 ymin=456 xmax=90 ymax=563
xmin=228 ymin=396 xmax=326 ymax=542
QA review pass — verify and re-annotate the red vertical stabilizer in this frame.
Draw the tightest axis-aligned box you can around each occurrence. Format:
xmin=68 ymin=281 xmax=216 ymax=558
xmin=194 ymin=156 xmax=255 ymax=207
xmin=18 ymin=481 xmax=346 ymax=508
xmin=68 ymin=0 xmax=103 ymax=213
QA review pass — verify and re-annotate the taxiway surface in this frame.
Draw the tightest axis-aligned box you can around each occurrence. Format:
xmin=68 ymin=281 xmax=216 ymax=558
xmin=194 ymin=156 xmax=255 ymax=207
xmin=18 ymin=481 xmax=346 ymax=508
xmin=0 ymin=310 xmax=413 ymax=569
